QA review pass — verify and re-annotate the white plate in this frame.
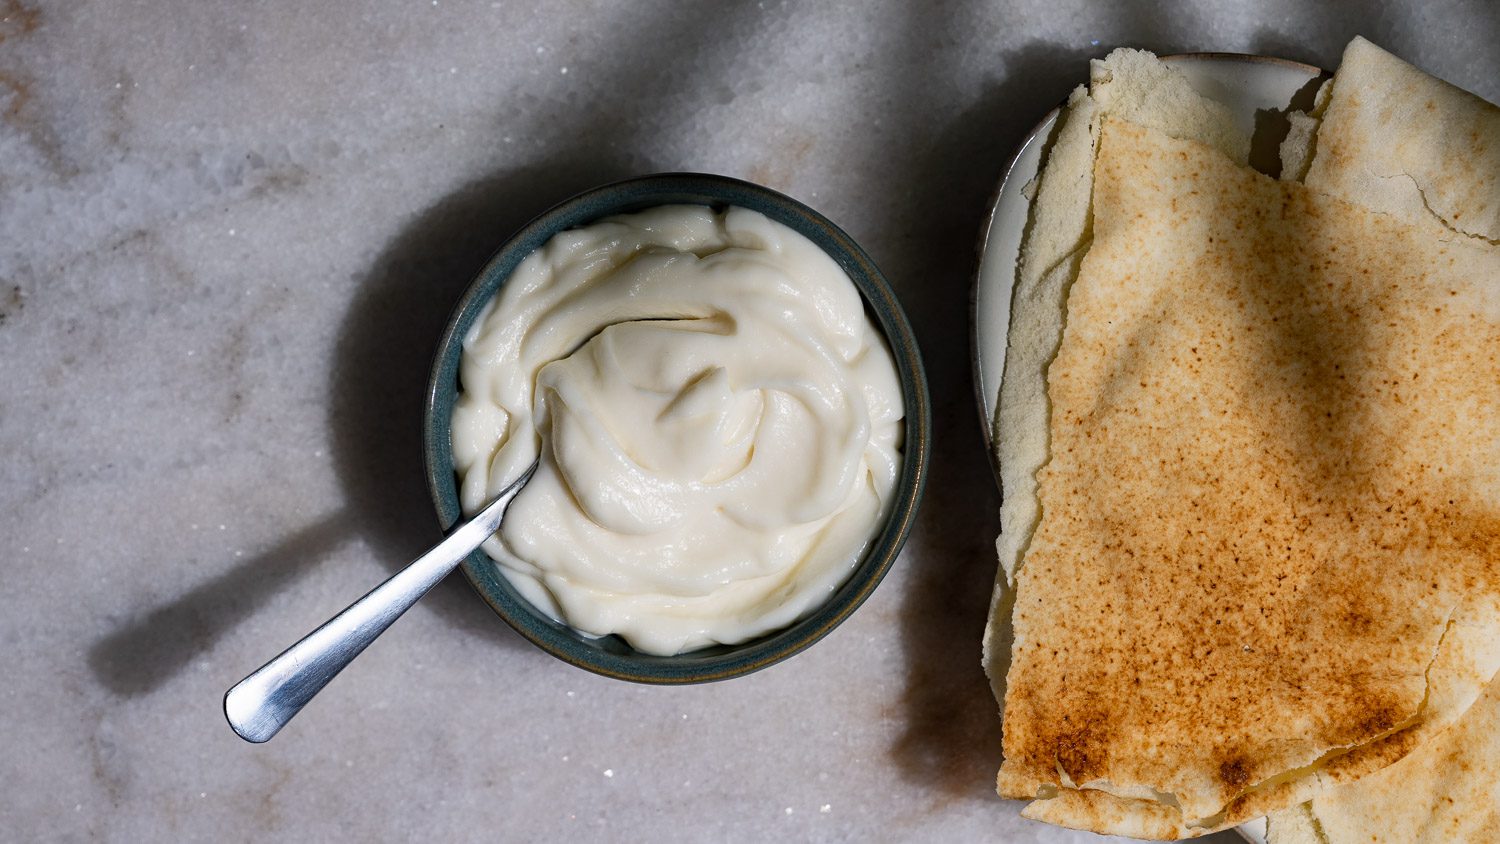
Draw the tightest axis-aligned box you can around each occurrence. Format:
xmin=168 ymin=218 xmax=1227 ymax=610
xmin=969 ymin=54 xmax=1327 ymax=844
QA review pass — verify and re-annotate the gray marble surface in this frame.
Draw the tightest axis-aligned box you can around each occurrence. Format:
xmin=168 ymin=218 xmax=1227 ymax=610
xmin=4 ymin=1 xmax=1497 ymax=841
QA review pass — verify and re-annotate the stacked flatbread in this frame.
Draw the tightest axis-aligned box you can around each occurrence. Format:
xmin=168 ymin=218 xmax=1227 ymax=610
xmin=1266 ymin=38 xmax=1500 ymax=844
xmin=984 ymin=38 xmax=1500 ymax=840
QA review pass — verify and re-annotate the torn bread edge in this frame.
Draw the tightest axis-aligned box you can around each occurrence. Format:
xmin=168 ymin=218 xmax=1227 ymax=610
xmin=1279 ymin=36 xmax=1500 ymax=244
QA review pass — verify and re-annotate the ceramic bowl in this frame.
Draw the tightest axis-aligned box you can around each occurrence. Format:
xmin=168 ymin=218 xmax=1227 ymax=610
xmin=424 ymin=172 xmax=930 ymax=683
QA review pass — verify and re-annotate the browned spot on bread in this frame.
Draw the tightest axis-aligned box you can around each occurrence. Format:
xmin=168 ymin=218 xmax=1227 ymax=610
xmin=1053 ymin=709 xmax=1114 ymax=784
xmin=1218 ymin=756 xmax=1251 ymax=792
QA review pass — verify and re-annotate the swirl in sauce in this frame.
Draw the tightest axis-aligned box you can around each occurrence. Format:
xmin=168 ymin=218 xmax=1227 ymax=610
xmin=452 ymin=205 xmax=903 ymax=655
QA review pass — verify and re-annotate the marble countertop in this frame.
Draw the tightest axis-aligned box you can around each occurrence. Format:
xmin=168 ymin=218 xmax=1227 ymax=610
xmin=5 ymin=2 xmax=1496 ymax=841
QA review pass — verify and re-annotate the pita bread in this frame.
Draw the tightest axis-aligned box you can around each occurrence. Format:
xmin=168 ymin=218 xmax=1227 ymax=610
xmin=1302 ymin=36 xmax=1500 ymax=242
xmin=987 ymin=49 xmax=1248 ymax=682
xmin=1277 ymin=80 xmax=1330 ymax=184
xmin=998 ymin=119 xmax=1500 ymax=838
xmin=993 ymin=48 xmax=1250 ymax=587
xmin=1265 ymin=39 xmax=1500 ymax=844
xmin=1270 ymin=623 xmax=1500 ymax=843
xmin=1265 ymin=804 xmax=1321 ymax=844
xmin=986 ymin=49 xmax=1251 ymax=716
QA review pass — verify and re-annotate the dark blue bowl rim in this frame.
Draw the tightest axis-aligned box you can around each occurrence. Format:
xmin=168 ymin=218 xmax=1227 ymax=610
xmin=423 ymin=172 xmax=931 ymax=684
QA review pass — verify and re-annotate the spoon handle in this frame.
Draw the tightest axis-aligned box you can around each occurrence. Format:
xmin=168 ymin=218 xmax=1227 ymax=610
xmin=224 ymin=463 xmax=537 ymax=743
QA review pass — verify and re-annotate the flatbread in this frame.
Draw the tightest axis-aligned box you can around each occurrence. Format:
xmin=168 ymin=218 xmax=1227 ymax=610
xmin=1270 ymin=624 xmax=1500 ymax=843
xmin=1302 ymin=36 xmax=1500 ymax=242
xmin=1314 ymin=675 xmax=1500 ymax=843
xmin=986 ymin=49 xmax=1247 ymax=680
xmin=998 ymin=119 xmax=1500 ymax=838
xmin=992 ymin=48 xmax=1250 ymax=588
xmin=1277 ymin=80 xmax=1330 ymax=184
xmin=985 ymin=87 xmax=1096 ymax=687
xmin=1265 ymin=39 xmax=1500 ymax=844
xmin=1087 ymin=48 xmax=1251 ymax=165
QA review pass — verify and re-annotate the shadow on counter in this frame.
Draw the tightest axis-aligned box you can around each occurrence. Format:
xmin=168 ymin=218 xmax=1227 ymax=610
xmin=883 ymin=39 xmax=1099 ymax=805
xmin=86 ymin=0 xmax=768 ymax=699
xmin=321 ymin=0 xmax=770 ymax=663
xmin=86 ymin=512 xmax=356 ymax=697
xmin=327 ymin=157 xmax=642 ymax=645
xmin=85 ymin=158 xmax=640 ymax=699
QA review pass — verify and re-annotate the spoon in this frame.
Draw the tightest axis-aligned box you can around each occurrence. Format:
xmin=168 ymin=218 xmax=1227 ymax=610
xmin=223 ymin=460 xmax=538 ymax=743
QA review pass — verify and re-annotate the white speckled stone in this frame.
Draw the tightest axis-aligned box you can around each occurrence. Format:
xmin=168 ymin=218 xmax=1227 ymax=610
xmin=3 ymin=1 xmax=1496 ymax=841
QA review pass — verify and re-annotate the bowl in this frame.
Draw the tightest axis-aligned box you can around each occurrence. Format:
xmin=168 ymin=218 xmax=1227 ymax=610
xmin=423 ymin=172 xmax=930 ymax=683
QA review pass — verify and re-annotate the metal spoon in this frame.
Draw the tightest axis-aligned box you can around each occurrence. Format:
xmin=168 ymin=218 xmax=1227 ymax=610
xmin=223 ymin=461 xmax=538 ymax=743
